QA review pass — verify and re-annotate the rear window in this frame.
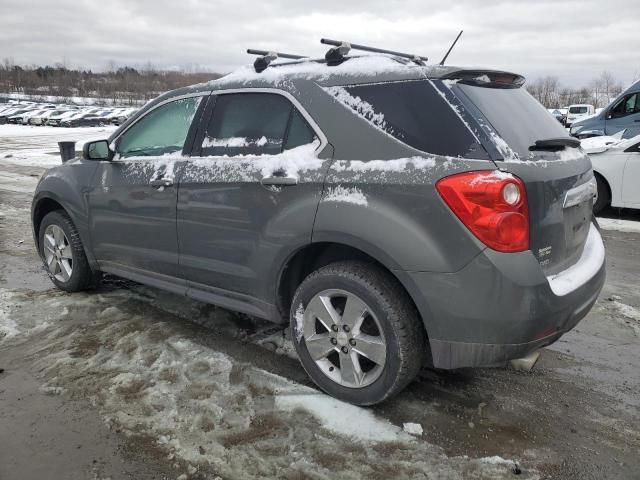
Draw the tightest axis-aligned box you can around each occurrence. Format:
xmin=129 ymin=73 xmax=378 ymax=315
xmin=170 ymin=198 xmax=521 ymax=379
xmin=569 ymin=106 xmax=588 ymax=114
xmin=328 ymin=80 xmax=488 ymax=159
xmin=456 ymin=83 xmax=569 ymax=159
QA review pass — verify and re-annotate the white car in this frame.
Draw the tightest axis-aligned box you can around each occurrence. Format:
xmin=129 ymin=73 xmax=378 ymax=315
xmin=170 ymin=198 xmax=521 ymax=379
xmin=566 ymin=104 xmax=595 ymax=127
xmin=582 ymin=134 xmax=640 ymax=212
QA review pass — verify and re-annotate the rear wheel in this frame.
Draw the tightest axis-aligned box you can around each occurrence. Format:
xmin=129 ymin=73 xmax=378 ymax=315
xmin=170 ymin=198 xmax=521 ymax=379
xmin=39 ymin=210 xmax=93 ymax=292
xmin=290 ymin=261 xmax=425 ymax=405
xmin=593 ymin=174 xmax=610 ymax=214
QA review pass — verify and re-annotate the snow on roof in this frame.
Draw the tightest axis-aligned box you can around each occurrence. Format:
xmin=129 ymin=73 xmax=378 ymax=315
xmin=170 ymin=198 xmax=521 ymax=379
xmin=205 ymin=55 xmax=423 ymax=88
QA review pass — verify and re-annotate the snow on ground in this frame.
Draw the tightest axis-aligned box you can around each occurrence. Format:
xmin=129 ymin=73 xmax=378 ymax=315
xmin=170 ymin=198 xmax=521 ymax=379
xmin=0 ymin=285 xmax=533 ymax=479
xmin=0 ymin=124 xmax=116 ymax=167
xmin=597 ymin=217 xmax=640 ymax=234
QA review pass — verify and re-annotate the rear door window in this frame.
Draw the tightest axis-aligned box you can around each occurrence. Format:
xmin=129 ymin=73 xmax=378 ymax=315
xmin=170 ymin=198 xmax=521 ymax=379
xmin=327 ymin=80 xmax=487 ymax=159
xmin=201 ymin=93 xmax=317 ymax=157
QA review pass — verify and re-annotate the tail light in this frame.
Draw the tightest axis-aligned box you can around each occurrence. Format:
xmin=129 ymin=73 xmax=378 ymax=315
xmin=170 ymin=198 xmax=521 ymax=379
xmin=436 ymin=171 xmax=529 ymax=253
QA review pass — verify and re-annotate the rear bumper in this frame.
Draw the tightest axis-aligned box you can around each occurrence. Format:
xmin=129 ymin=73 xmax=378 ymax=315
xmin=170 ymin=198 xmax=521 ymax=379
xmin=404 ymin=225 xmax=606 ymax=369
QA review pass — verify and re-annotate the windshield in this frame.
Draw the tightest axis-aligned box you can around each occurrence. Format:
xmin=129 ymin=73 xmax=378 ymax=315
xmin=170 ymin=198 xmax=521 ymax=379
xmin=569 ymin=106 xmax=588 ymax=114
xmin=456 ymin=83 xmax=569 ymax=159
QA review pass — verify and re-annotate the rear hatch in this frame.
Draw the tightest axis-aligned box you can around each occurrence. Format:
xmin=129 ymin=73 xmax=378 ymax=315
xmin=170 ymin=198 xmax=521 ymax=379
xmin=447 ymin=75 xmax=595 ymax=275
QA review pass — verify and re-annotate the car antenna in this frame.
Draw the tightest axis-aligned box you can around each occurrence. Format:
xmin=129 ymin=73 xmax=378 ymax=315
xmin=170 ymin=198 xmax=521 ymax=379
xmin=247 ymin=49 xmax=308 ymax=73
xmin=439 ymin=30 xmax=464 ymax=66
xmin=320 ymin=38 xmax=428 ymax=66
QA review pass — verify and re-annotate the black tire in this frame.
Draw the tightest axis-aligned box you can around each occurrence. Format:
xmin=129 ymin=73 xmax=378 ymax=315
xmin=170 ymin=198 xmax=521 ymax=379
xmin=593 ymin=174 xmax=610 ymax=215
xmin=38 ymin=210 xmax=93 ymax=292
xmin=290 ymin=261 xmax=425 ymax=405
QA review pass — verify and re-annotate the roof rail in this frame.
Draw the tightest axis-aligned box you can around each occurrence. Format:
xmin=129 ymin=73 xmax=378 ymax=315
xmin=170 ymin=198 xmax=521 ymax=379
xmin=247 ymin=49 xmax=308 ymax=73
xmin=320 ymin=38 xmax=428 ymax=66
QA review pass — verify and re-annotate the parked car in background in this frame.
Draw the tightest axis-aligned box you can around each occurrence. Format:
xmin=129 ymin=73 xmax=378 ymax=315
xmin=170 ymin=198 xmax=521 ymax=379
xmin=111 ymin=108 xmax=138 ymax=125
xmin=0 ymin=107 xmax=35 ymax=124
xmin=582 ymin=134 xmax=640 ymax=213
xmin=565 ymin=104 xmax=595 ymax=127
xmin=32 ymin=53 xmax=605 ymax=405
xmin=571 ymin=80 xmax=640 ymax=139
xmin=46 ymin=110 xmax=79 ymax=126
xmin=548 ymin=108 xmax=566 ymax=126
xmin=29 ymin=109 xmax=67 ymax=125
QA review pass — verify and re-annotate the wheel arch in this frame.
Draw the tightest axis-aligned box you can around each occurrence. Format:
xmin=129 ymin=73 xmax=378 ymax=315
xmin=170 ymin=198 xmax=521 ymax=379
xmin=593 ymin=170 xmax=612 ymax=208
xmin=31 ymin=191 xmax=97 ymax=269
xmin=275 ymin=240 xmax=434 ymax=359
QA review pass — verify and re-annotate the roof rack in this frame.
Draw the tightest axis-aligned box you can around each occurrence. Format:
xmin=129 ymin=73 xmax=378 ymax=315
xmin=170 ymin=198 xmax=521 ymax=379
xmin=320 ymin=38 xmax=428 ymax=66
xmin=247 ymin=49 xmax=308 ymax=73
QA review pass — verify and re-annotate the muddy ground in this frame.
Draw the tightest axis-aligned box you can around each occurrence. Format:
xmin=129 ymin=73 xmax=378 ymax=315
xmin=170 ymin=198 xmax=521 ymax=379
xmin=1 ymin=152 xmax=639 ymax=479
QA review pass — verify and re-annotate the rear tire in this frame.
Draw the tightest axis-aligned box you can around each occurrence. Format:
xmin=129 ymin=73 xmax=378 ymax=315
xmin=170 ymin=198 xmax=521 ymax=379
xmin=593 ymin=174 xmax=610 ymax=215
xmin=39 ymin=210 xmax=93 ymax=292
xmin=290 ymin=261 xmax=425 ymax=405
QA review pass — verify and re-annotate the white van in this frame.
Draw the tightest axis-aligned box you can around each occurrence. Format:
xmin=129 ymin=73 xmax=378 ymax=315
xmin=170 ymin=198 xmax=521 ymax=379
xmin=566 ymin=104 xmax=595 ymax=127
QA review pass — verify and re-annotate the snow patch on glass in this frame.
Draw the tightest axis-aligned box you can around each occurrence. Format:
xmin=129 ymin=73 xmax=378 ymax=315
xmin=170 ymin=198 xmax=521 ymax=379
xmin=325 ymin=86 xmax=388 ymax=131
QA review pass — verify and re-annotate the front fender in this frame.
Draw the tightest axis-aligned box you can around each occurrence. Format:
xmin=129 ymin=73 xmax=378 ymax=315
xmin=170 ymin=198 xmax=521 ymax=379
xmin=32 ymin=161 xmax=98 ymax=267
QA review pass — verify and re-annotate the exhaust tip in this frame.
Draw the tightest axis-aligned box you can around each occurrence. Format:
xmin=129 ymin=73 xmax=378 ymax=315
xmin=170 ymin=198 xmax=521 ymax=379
xmin=509 ymin=350 xmax=541 ymax=372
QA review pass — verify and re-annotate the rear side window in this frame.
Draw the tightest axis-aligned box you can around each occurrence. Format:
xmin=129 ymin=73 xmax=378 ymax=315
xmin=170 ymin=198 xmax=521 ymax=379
xmin=201 ymin=93 xmax=317 ymax=156
xmin=457 ymin=83 xmax=569 ymax=160
xmin=327 ymin=80 xmax=486 ymax=158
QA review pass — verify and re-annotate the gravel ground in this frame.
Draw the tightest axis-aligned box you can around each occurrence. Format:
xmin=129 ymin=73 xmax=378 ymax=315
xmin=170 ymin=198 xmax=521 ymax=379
xmin=1 ymin=126 xmax=639 ymax=479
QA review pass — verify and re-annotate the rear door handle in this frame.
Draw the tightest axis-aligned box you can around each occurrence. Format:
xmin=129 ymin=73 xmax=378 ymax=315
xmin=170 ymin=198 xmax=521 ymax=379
xmin=260 ymin=176 xmax=298 ymax=186
xmin=150 ymin=178 xmax=174 ymax=188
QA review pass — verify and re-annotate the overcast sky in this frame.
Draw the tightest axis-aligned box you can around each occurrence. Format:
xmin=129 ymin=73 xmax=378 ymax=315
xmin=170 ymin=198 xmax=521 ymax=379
xmin=1 ymin=0 xmax=638 ymax=87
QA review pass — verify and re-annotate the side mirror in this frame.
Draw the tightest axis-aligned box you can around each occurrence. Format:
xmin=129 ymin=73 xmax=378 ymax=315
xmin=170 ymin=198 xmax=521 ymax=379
xmin=83 ymin=139 xmax=111 ymax=161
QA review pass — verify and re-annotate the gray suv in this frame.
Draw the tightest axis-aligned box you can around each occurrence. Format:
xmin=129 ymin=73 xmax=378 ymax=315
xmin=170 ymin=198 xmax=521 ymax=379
xmin=32 ymin=49 xmax=606 ymax=405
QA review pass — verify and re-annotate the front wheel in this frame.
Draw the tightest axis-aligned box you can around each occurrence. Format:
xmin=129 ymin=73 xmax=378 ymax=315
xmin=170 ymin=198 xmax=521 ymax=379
xmin=39 ymin=210 xmax=94 ymax=292
xmin=290 ymin=261 xmax=425 ymax=405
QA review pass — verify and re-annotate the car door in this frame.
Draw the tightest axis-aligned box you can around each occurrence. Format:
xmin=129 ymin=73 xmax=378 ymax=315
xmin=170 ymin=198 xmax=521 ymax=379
xmin=176 ymin=90 xmax=330 ymax=318
xmin=88 ymin=94 xmax=205 ymax=288
xmin=621 ymin=140 xmax=640 ymax=207
xmin=605 ymin=92 xmax=640 ymax=137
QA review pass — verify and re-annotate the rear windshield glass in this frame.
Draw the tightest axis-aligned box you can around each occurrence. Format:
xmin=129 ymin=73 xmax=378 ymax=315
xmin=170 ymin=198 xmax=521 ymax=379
xmin=331 ymin=80 xmax=488 ymax=159
xmin=457 ymin=84 xmax=569 ymax=159
xmin=569 ymin=106 xmax=588 ymax=114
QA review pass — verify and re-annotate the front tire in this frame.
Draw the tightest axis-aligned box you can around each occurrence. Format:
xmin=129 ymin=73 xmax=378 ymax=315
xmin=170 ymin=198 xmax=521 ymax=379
xmin=290 ymin=261 xmax=425 ymax=405
xmin=39 ymin=210 xmax=93 ymax=292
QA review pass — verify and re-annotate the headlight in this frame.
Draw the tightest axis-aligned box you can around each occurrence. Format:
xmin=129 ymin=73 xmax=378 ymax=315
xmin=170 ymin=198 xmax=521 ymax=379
xmin=570 ymin=125 xmax=582 ymax=135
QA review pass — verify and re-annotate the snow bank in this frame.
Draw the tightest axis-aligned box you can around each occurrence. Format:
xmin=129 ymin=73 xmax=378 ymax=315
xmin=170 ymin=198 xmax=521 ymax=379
xmin=546 ymin=224 xmax=605 ymax=296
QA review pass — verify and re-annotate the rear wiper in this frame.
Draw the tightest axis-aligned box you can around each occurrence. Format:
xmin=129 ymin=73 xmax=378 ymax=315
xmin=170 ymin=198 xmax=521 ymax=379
xmin=529 ymin=137 xmax=581 ymax=151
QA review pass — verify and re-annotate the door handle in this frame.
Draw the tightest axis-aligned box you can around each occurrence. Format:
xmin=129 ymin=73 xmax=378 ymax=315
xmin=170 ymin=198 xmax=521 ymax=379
xmin=150 ymin=178 xmax=174 ymax=188
xmin=260 ymin=176 xmax=298 ymax=186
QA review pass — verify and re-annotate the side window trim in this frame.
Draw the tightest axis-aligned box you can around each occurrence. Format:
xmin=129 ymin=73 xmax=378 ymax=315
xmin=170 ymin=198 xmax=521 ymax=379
xmin=111 ymin=92 xmax=208 ymax=159
xmin=189 ymin=88 xmax=327 ymax=159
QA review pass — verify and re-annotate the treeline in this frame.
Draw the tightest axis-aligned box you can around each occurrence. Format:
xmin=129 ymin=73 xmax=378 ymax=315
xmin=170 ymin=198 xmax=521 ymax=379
xmin=526 ymin=71 xmax=628 ymax=109
xmin=0 ymin=58 xmax=222 ymax=105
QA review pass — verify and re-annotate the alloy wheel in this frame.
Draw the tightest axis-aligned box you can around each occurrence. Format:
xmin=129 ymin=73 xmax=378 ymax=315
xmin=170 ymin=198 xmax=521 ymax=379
xmin=43 ymin=224 xmax=73 ymax=282
xmin=301 ymin=289 xmax=387 ymax=388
